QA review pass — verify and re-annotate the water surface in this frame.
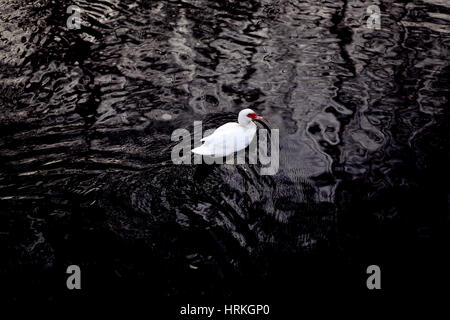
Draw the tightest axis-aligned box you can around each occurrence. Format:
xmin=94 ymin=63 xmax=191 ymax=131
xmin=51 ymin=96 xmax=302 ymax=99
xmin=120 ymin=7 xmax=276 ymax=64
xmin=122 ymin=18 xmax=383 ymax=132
xmin=1 ymin=0 xmax=449 ymax=306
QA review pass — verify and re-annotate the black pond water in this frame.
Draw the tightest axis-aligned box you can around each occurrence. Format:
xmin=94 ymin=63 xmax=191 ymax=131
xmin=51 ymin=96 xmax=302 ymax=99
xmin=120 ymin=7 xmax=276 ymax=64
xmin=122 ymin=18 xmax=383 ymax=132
xmin=0 ymin=0 xmax=449 ymax=307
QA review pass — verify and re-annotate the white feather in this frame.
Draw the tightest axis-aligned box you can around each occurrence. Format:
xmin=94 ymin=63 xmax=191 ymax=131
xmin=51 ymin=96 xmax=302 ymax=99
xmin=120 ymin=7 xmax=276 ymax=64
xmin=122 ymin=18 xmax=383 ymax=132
xmin=192 ymin=115 xmax=258 ymax=158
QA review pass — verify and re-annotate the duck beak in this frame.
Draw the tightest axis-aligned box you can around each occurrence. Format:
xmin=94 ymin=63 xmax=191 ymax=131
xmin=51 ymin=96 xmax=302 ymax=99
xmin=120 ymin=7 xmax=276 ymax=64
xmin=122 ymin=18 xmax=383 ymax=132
xmin=248 ymin=113 xmax=263 ymax=121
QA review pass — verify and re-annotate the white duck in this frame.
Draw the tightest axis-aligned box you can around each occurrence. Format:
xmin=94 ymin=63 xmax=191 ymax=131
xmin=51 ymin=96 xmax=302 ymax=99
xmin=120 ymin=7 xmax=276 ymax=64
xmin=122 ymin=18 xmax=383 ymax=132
xmin=191 ymin=108 xmax=263 ymax=158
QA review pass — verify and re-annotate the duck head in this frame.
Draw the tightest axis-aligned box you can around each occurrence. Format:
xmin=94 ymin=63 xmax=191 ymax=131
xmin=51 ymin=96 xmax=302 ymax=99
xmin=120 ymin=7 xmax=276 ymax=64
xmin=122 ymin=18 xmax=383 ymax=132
xmin=238 ymin=108 xmax=263 ymax=125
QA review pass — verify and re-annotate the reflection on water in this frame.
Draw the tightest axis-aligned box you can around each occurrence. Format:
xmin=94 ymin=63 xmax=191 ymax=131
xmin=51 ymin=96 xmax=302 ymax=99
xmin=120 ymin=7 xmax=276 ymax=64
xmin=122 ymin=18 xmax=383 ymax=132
xmin=0 ymin=0 xmax=449 ymax=303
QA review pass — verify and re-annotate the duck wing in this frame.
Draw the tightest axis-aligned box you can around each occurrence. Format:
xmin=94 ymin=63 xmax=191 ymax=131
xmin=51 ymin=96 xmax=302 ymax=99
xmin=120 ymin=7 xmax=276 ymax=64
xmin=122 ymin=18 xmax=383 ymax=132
xmin=200 ymin=123 xmax=239 ymax=142
xmin=203 ymin=125 xmax=256 ymax=157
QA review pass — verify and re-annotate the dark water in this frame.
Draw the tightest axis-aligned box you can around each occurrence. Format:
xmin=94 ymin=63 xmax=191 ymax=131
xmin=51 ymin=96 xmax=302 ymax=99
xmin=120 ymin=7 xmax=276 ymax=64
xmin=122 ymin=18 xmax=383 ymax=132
xmin=1 ymin=0 xmax=449 ymax=309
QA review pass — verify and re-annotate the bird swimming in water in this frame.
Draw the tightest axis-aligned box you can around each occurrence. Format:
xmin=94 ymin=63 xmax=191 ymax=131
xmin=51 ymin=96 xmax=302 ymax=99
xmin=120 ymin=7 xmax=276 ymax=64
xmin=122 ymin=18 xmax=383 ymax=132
xmin=191 ymin=108 xmax=263 ymax=158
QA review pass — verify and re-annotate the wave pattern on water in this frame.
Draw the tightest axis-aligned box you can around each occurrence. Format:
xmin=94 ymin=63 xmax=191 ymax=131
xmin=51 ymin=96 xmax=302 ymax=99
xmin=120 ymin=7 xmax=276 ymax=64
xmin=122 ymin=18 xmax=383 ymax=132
xmin=0 ymin=0 xmax=449 ymax=302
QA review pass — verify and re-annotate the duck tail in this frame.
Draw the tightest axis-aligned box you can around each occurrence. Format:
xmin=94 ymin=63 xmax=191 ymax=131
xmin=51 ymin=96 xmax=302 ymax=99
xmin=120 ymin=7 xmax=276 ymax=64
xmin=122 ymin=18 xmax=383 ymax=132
xmin=191 ymin=145 xmax=214 ymax=156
